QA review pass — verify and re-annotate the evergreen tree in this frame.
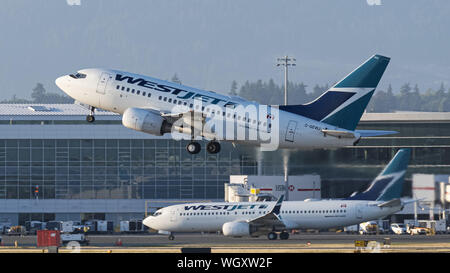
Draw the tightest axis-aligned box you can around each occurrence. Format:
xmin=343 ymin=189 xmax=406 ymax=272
xmin=171 ymin=74 xmax=182 ymax=85
xmin=31 ymin=83 xmax=46 ymax=103
xmin=398 ymin=83 xmax=412 ymax=110
xmin=229 ymin=80 xmax=238 ymax=96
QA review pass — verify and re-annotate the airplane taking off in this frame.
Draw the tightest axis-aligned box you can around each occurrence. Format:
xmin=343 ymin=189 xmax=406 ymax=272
xmin=143 ymin=149 xmax=412 ymax=240
xmin=56 ymin=54 xmax=394 ymax=154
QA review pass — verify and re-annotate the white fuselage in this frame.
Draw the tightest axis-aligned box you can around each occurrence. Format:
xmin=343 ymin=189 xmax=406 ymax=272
xmin=143 ymin=200 xmax=402 ymax=233
xmin=56 ymin=68 xmax=359 ymax=150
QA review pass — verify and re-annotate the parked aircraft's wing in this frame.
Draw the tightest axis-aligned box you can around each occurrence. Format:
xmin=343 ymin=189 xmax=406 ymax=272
xmin=321 ymin=129 xmax=356 ymax=139
xmin=247 ymin=195 xmax=286 ymax=229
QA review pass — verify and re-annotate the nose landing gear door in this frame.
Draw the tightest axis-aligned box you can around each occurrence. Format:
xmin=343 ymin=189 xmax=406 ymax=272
xmin=96 ymin=72 xmax=113 ymax=95
xmin=285 ymin=121 xmax=297 ymax=142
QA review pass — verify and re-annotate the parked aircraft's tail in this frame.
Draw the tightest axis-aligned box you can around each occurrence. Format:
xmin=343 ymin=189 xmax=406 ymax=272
xmin=279 ymin=54 xmax=390 ymax=131
xmin=346 ymin=148 xmax=411 ymax=201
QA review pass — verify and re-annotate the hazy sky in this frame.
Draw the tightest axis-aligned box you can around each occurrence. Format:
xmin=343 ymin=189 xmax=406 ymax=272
xmin=1 ymin=0 xmax=450 ymax=100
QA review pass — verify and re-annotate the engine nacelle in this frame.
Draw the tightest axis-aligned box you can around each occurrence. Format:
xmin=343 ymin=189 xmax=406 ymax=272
xmin=222 ymin=221 xmax=250 ymax=237
xmin=122 ymin=108 xmax=170 ymax=136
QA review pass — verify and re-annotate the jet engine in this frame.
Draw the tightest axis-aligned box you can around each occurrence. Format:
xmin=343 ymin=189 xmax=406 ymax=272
xmin=222 ymin=222 xmax=251 ymax=237
xmin=122 ymin=108 xmax=171 ymax=136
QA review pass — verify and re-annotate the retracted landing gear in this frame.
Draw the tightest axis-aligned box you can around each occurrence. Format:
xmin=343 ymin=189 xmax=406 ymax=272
xmin=206 ymin=141 xmax=221 ymax=154
xmin=186 ymin=142 xmax=201 ymax=154
xmin=86 ymin=106 xmax=95 ymax=123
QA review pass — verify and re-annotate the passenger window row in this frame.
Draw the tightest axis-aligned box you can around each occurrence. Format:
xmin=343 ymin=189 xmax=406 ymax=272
xmin=281 ymin=209 xmax=347 ymax=214
xmin=116 ymin=85 xmax=152 ymax=98
xmin=179 ymin=209 xmax=347 ymax=217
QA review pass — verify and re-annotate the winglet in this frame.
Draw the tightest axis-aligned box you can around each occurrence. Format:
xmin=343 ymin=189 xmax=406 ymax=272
xmin=271 ymin=195 xmax=284 ymax=215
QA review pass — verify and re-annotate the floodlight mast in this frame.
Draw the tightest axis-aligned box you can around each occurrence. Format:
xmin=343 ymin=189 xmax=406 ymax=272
xmin=276 ymin=56 xmax=296 ymax=201
xmin=276 ymin=56 xmax=296 ymax=105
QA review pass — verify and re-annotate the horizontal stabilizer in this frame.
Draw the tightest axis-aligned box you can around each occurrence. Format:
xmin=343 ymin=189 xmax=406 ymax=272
xmin=401 ymin=198 xmax=425 ymax=205
xmin=378 ymin=198 xmax=402 ymax=208
xmin=321 ymin=129 xmax=355 ymax=139
xmin=356 ymin=130 xmax=398 ymax=137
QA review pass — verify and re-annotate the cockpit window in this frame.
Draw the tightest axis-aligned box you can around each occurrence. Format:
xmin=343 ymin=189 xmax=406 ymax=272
xmin=69 ymin=73 xmax=87 ymax=79
xmin=153 ymin=211 xmax=162 ymax=216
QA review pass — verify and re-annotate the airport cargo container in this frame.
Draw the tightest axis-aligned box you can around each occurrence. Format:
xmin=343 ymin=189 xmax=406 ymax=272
xmin=120 ymin=220 xmax=147 ymax=233
xmin=37 ymin=230 xmax=60 ymax=247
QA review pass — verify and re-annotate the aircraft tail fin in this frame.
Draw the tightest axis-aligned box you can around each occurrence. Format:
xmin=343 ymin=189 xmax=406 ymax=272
xmin=279 ymin=55 xmax=390 ymax=131
xmin=346 ymin=148 xmax=411 ymax=201
xmin=271 ymin=195 xmax=284 ymax=215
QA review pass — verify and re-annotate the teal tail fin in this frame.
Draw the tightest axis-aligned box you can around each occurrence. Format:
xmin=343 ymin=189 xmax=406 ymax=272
xmin=280 ymin=55 xmax=390 ymax=131
xmin=346 ymin=148 xmax=411 ymax=201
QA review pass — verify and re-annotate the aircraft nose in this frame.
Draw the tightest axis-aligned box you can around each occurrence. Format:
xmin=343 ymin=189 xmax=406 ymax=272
xmin=143 ymin=216 xmax=155 ymax=228
xmin=55 ymin=75 xmax=69 ymax=90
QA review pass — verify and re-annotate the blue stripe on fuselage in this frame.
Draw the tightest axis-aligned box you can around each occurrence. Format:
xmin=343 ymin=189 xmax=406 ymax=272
xmin=279 ymin=91 xmax=355 ymax=121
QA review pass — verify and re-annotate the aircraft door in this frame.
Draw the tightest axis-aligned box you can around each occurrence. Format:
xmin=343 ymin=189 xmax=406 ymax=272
xmin=96 ymin=72 xmax=113 ymax=95
xmin=356 ymin=205 xmax=363 ymax=219
xmin=285 ymin=121 xmax=297 ymax=142
xmin=170 ymin=209 xmax=176 ymax=222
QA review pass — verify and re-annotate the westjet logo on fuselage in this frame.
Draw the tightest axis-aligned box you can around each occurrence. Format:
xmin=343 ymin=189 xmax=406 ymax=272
xmin=184 ymin=204 xmax=269 ymax=211
xmin=115 ymin=74 xmax=240 ymax=108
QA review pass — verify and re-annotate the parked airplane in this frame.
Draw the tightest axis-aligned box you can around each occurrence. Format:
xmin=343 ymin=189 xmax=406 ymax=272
xmin=143 ymin=149 xmax=412 ymax=240
xmin=56 ymin=54 xmax=394 ymax=154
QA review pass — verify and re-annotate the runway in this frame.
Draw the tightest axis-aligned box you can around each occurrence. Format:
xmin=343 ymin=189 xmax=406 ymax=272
xmin=2 ymin=232 xmax=450 ymax=253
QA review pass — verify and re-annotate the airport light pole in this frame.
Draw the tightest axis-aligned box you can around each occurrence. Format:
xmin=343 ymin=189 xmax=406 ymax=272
xmin=277 ymin=56 xmax=296 ymax=105
xmin=277 ymin=56 xmax=296 ymax=201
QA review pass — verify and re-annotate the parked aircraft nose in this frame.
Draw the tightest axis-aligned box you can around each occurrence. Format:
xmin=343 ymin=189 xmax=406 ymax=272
xmin=143 ymin=216 xmax=155 ymax=228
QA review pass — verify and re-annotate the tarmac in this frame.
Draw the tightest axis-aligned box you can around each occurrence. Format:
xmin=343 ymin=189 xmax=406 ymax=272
xmin=1 ymin=232 xmax=450 ymax=253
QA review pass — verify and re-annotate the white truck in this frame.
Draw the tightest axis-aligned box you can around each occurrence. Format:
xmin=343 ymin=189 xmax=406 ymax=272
xmin=60 ymin=233 xmax=89 ymax=246
xmin=390 ymin=223 xmax=407 ymax=235
xmin=359 ymin=220 xmax=390 ymax=235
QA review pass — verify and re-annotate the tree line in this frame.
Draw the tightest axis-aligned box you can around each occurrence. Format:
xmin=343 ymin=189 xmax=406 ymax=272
xmin=230 ymin=80 xmax=450 ymax=112
xmin=2 ymin=77 xmax=450 ymax=113
xmin=1 ymin=83 xmax=74 ymax=104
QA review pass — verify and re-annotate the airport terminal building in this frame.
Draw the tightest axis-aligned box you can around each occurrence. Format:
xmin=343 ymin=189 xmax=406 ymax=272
xmin=0 ymin=104 xmax=449 ymax=226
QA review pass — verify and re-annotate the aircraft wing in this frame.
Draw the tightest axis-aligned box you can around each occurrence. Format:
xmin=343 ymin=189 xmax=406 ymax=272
xmin=247 ymin=195 xmax=286 ymax=229
xmin=161 ymin=110 xmax=205 ymax=120
xmin=355 ymin=130 xmax=398 ymax=137
xmin=161 ymin=110 xmax=217 ymax=140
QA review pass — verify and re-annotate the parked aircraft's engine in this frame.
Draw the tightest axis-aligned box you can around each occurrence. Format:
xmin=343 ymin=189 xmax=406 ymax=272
xmin=222 ymin=222 xmax=250 ymax=237
xmin=122 ymin=108 xmax=171 ymax=136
